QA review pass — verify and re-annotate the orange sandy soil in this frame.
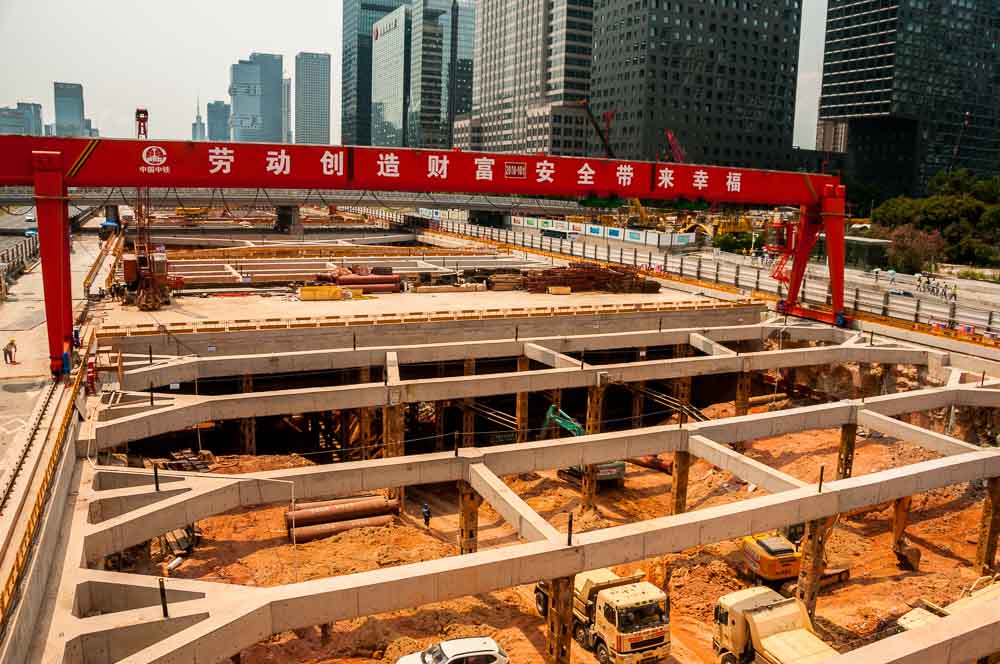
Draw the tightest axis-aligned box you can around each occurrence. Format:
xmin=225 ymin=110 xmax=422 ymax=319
xmin=141 ymin=400 xmax=989 ymax=664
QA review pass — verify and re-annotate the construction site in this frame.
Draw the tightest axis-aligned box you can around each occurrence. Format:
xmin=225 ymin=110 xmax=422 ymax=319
xmin=0 ymin=136 xmax=999 ymax=664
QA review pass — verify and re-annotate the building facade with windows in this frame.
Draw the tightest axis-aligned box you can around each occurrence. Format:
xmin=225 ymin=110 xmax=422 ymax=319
xmin=229 ymin=60 xmax=263 ymax=141
xmin=407 ymin=0 xmax=475 ymax=148
xmin=54 ymin=82 xmax=85 ymax=137
xmin=820 ymin=0 xmax=1000 ymax=195
xmin=0 ymin=102 xmax=43 ymax=136
xmin=207 ymin=101 xmax=231 ymax=141
xmin=343 ymin=0 xmax=409 ymax=146
xmin=472 ymin=0 xmax=593 ymax=156
xmin=295 ymin=52 xmax=332 ymax=144
xmin=371 ymin=6 xmax=412 ymax=147
xmin=590 ymin=0 xmax=801 ymax=168
xmin=282 ymin=76 xmax=293 ymax=143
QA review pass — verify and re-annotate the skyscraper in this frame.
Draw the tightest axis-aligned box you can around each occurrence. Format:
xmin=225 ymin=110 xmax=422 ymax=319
xmin=251 ymin=53 xmax=284 ymax=143
xmin=192 ymin=99 xmax=206 ymax=141
xmin=407 ymin=0 xmax=475 ymax=149
xmin=590 ymin=0 xmax=801 ymax=168
xmin=472 ymin=0 xmax=592 ymax=156
xmin=54 ymin=82 xmax=84 ymax=137
xmin=371 ymin=6 xmax=411 ymax=147
xmin=819 ymin=0 xmax=1000 ymax=195
xmin=207 ymin=101 xmax=231 ymax=141
xmin=342 ymin=0 xmax=408 ymax=146
xmin=0 ymin=102 xmax=42 ymax=136
xmin=295 ymin=52 xmax=332 ymax=145
xmin=282 ymin=76 xmax=292 ymax=143
xmin=229 ymin=60 xmax=263 ymax=142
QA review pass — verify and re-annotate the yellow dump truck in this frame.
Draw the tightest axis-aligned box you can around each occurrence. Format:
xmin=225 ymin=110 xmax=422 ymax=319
xmin=712 ymin=587 xmax=838 ymax=664
xmin=535 ymin=568 xmax=670 ymax=664
xmin=897 ymin=576 xmax=1000 ymax=663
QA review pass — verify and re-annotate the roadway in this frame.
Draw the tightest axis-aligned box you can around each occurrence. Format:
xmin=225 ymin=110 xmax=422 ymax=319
xmin=437 ymin=220 xmax=1000 ymax=334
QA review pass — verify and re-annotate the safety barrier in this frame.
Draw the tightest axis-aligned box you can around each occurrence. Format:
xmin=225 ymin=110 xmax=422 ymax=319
xmin=0 ymin=236 xmax=39 ymax=281
xmin=0 ymin=330 xmax=92 ymax=628
xmin=95 ymin=299 xmax=760 ymax=339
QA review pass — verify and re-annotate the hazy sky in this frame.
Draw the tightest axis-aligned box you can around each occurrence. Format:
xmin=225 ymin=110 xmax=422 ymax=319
xmin=0 ymin=0 xmax=826 ymax=148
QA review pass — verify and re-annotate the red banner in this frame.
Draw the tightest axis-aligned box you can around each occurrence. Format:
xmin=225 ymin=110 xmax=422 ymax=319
xmin=0 ymin=136 xmax=837 ymax=207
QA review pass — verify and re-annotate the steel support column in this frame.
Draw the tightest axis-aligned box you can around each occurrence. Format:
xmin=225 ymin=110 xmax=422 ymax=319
xmin=735 ymin=371 xmax=752 ymax=417
xmin=581 ymin=384 xmax=605 ymax=512
xmin=670 ymin=450 xmax=691 ymax=515
xmin=463 ymin=358 xmax=476 ymax=447
xmin=795 ymin=517 xmax=835 ymax=617
xmin=239 ymin=375 xmax=256 ymax=455
xmin=32 ymin=150 xmax=73 ymax=377
xmin=458 ymin=481 xmax=483 ymax=554
xmin=545 ymin=576 xmax=573 ymax=664
xmin=383 ymin=403 xmax=405 ymax=502
xmin=632 ymin=347 xmax=647 ymax=428
xmin=976 ymin=477 xmax=1000 ymax=574
xmin=516 ymin=356 xmax=530 ymax=443
xmin=836 ymin=423 xmax=857 ymax=480
xmin=359 ymin=366 xmax=372 ymax=459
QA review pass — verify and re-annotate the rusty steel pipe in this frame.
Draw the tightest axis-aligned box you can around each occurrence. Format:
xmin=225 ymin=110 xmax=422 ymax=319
xmin=294 ymin=494 xmax=379 ymax=511
xmin=629 ymin=455 xmax=673 ymax=474
xmin=284 ymin=496 xmax=399 ymax=530
xmin=336 ymin=274 xmax=401 ymax=285
xmin=291 ymin=514 xmax=395 ymax=543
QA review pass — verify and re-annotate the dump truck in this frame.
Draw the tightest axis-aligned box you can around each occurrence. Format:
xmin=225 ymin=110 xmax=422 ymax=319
xmin=740 ymin=530 xmax=849 ymax=596
xmin=897 ymin=575 xmax=1000 ymax=663
xmin=535 ymin=568 xmax=670 ymax=664
xmin=712 ymin=586 xmax=838 ymax=664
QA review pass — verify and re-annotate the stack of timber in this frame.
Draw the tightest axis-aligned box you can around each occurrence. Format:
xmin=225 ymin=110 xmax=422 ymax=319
xmin=488 ymin=273 xmax=524 ymax=291
xmin=524 ymin=263 xmax=660 ymax=294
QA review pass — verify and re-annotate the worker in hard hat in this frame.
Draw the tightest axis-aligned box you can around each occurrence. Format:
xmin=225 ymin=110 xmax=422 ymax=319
xmin=3 ymin=338 xmax=16 ymax=365
xmin=421 ymin=502 xmax=432 ymax=528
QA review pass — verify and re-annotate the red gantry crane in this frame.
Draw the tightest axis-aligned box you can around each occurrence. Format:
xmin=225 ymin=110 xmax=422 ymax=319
xmin=0 ymin=136 xmax=849 ymax=378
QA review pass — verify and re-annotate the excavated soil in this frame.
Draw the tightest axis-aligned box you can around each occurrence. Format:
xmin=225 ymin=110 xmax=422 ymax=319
xmin=162 ymin=390 xmax=991 ymax=664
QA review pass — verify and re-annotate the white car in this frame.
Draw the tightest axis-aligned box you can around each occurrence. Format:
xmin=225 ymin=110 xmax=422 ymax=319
xmin=396 ymin=637 xmax=509 ymax=664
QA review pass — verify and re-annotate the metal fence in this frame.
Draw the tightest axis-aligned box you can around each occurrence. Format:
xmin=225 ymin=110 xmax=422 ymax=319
xmin=0 ymin=236 xmax=39 ymax=281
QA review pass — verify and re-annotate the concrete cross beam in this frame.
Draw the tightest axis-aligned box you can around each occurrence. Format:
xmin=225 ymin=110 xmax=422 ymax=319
xmin=858 ymin=410 xmax=983 ymax=456
xmin=522 ymin=342 xmax=581 ymax=369
xmin=467 ymin=463 xmax=560 ymax=543
xmin=385 ymin=351 xmax=401 ymax=385
xmin=688 ymin=332 xmax=737 ymax=356
xmin=688 ymin=434 xmax=808 ymax=492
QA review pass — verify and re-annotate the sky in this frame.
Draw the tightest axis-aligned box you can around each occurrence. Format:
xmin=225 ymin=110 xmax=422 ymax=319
xmin=0 ymin=0 xmax=826 ymax=148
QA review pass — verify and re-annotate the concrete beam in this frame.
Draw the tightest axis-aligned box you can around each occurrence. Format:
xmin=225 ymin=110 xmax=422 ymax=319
xmin=689 ymin=332 xmax=737 ymax=356
xmin=467 ymin=463 xmax=560 ymax=543
xmin=385 ymin=351 xmax=400 ymax=385
xmin=523 ymin=342 xmax=580 ymax=369
xmin=690 ymin=401 xmax=854 ymax=445
xmin=688 ymin=435 xmax=808 ymax=492
xmin=858 ymin=410 xmax=982 ymax=456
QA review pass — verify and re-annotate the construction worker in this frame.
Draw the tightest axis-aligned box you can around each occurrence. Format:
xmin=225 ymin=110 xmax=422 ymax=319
xmin=421 ymin=502 xmax=432 ymax=528
xmin=3 ymin=338 xmax=16 ymax=365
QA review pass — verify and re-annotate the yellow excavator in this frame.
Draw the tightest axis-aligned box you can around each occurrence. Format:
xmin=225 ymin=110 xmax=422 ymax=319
xmin=740 ymin=523 xmax=850 ymax=596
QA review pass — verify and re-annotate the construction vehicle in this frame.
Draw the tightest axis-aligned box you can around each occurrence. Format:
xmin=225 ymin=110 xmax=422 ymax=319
xmin=535 ymin=568 xmax=671 ymax=664
xmin=542 ymin=405 xmax=627 ymax=488
xmin=712 ymin=586 xmax=838 ymax=664
xmin=740 ymin=527 xmax=849 ymax=596
xmin=896 ymin=575 xmax=1000 ymax=662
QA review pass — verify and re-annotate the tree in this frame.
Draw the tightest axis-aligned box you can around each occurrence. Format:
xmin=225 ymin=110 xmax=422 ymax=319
xmin=713 ymin=232 xmax=754 ymax=254
xmin=872 ymin=197 xmax=922 ymax=227
xmin=928 ymin=169 xmax=977 ymax=196
xmin=916 ymin=195 xmax=984 ymax=232
xmin=880 ymin=224 xmax=945 ymax=273
xmin=972 ymin=176 xmax=1000 ymax=205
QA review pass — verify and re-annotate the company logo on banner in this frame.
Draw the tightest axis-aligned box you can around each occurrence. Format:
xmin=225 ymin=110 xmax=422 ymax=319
xmin=606 ymin=227 xmax=623 ymax=240
xmin=504 ymin=162 xmax=527 ymax=179
xmin=568 ymin=222 xmax=585 ymax=234
xmin=540 ymin=219 xmax=553 ymax=229
xmin=512 ymin=216 xmax=525 ymax=227
xmin=627 ymin=230 xmax=644 ymax=242
xmin=525 ymin=218 xmax=538 ymax=227
xmin=675 ymin=233 xmax=696 ymax=245
xmin=587 ymin=225 xmax=604 ymax=237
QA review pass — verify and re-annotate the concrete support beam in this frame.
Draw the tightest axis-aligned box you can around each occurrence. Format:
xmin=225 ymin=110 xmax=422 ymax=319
xmin=545 ymin=576 xmax=573 ymax=664
xmin=670 ymin=450 xmax=691 ymax=515
xmin=837 ymin=422 xmax=857 ymax=479
xmin=689 ymin=332 xmax=737 ymax=356
xmin=581 ymin=384 xmax=605 ymax=512
xmin=457 ymin=481 xmax=483 ymax=554
xmin=467 ymin=463 xmax=559 ymax=543
xmin=858 ymin=410 xmax=982 ymax=456
xmin=385 ymin=351 xmax=400 ymax=385
xmin=688 ymin=435 xmax=808 ymax=492
xmin=516 ymin=356 xmax=530 ymax=443
xmin=239 ymin=375 xmax=255 ymax=456
xmin=795 ymin=516 xmax=835 ymax=617
xmin=523 ymin=343 xmax=579 ymax=370
xmin=976 ymin=477 xmax=1000 ymax=574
